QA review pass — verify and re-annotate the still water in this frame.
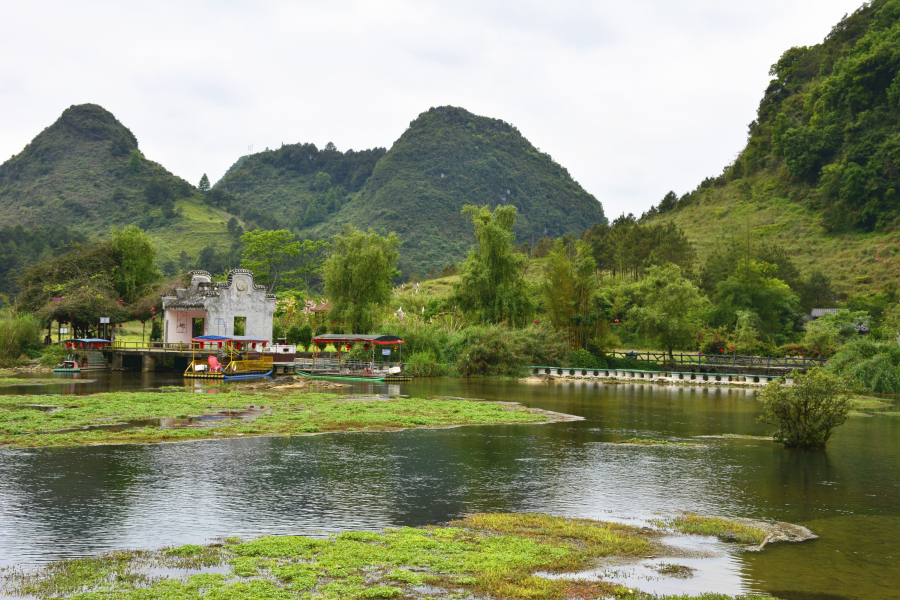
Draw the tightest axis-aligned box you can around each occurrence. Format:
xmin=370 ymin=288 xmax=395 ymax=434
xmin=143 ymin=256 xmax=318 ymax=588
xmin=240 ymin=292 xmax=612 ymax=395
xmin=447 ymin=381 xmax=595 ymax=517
xmin=0 ymin=373 xmax=898 ymax=599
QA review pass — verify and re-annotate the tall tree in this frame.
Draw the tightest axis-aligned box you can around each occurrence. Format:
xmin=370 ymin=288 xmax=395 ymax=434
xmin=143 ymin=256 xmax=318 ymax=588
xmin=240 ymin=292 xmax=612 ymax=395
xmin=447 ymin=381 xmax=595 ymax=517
xmin=627 ymin=264 xmax=709 ymax=362
xmin=453 ymin=205 xmax=532 ymax=326
xmin=541 ymin=239 xmax=600 ymax=350
xmin=110 ymin=225 xmax=160 ymax=302
xmin=323 ymin=226 xmax=400 ymax=333
xmin=240 ymin=229 xmax=302 ymax=290
xmin=198 ymin=173 xmax=210 ymax=192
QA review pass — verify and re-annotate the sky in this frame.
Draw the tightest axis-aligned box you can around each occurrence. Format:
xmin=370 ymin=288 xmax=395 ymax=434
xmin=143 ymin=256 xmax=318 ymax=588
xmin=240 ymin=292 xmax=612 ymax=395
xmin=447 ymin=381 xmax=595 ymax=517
xmin=0 ymin=0 xmax=867 ymax=219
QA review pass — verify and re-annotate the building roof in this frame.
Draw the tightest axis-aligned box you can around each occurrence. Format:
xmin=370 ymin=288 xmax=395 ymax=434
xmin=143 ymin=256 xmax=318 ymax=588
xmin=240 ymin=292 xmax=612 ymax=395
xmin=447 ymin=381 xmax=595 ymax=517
xmin=312 ymin=334 xmax=404 ymax=345
xmin=191 ymin=335 xmax=271 ymax=343
xmin=811 ymin=308 xmax=842 ymax=318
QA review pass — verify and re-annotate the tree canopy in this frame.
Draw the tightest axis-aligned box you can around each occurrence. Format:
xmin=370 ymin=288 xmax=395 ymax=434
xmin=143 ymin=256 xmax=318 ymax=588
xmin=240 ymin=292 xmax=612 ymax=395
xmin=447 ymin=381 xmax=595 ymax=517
xmin=323 ymin=226 xmax=400 ymax=333
xmin=627 ymin=264 xmax=709 ymax=362
xmin=453 ymin=205 xmax=532 ymax=326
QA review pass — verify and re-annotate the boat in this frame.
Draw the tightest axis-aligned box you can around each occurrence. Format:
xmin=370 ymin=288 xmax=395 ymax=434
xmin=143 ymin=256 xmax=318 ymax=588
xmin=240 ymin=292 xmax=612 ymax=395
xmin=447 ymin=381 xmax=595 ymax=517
xmin=184 ymin=335 xmax=274 ymax=380
xmin=294 ymin=333 xmax=412 ymax=380
xmin=262 ymin=339 xmax=297 ymax=364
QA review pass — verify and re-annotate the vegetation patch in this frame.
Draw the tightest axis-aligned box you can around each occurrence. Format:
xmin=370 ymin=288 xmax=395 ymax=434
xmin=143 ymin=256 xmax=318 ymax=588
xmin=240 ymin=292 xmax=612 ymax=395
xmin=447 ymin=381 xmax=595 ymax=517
xmin=0 ymin=378 xmax=93 ymax=386
xmin=0 ymin=390 xmax=574 ymax=448
xmin=653 ymin=563 xmax=697 ymax=579
xmin=653 ymin=515 xmax=770 ymax=545
xmin=0 ymin=513 xmax=782 ymax=600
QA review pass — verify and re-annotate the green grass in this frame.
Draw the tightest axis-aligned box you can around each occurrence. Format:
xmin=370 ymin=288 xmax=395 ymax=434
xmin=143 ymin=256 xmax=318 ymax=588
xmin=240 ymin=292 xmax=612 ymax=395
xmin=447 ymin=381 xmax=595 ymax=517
xmin=0 ymin=513 xmax=780 ymax=600
xmin=657 ymin=181 xmax=900 ymax=296
xmin=0 ymin=390 xmax=561 ymax=448
xmin=653 ymin=515 xmax=769 ymax=545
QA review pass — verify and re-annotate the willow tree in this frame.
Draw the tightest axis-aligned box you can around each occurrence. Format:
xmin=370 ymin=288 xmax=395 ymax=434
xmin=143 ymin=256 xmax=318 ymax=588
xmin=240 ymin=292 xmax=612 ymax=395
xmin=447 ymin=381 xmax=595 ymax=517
xmin=541 ymin=239 xmax=601 ymax=350
xmin=453 ymin=204 xmax=532 ymax=326
xmin=323 ymin=226 xmax=400 ymax=333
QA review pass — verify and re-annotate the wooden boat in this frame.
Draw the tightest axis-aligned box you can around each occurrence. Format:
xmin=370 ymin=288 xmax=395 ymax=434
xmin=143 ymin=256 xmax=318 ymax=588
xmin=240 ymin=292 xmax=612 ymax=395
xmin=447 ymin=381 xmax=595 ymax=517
xmin=184 ymin=335 xmax=274 ymax=380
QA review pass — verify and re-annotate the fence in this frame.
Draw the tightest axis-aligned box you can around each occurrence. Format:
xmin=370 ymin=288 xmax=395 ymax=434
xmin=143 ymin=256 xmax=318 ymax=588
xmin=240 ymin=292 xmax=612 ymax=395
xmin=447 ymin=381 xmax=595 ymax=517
xmin=609 ymin=351 xmax=827 ymax=369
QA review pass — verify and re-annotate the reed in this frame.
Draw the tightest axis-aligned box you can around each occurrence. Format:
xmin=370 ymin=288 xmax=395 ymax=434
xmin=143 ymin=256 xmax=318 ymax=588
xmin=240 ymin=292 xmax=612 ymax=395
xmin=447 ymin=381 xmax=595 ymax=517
xmin=0 ymin=308 xmax=43 ymax=367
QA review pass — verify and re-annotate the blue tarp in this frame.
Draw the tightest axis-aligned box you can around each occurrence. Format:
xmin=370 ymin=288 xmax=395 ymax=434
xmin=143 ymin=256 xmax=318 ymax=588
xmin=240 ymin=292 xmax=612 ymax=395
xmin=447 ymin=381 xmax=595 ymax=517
xmin=61 ymin=338 xmax=110 ymax=343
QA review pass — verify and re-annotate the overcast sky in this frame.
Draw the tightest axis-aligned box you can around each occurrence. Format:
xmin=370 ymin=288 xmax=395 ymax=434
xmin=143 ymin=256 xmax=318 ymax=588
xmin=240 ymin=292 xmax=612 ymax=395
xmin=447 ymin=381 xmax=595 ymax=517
xmin=1 ymin=0 xmax=865 ymax=219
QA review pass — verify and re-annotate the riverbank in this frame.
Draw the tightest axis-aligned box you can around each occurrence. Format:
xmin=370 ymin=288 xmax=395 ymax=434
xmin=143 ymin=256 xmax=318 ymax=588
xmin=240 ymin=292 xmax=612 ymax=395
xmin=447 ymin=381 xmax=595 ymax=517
xmin=0 ymin=513 xmax=798 ymax=600
xmin=0 ymin=386 xmax=580 ymax=448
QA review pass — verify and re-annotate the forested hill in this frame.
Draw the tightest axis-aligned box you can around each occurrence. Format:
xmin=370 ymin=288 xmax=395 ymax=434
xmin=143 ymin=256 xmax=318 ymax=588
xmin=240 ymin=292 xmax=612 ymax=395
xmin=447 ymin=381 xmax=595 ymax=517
xmin=216 ymin=106 xmax=607 ymax=276
xmin=649 ymin=0 xmax=900 ymax=294
xmin=0 ymin=104 xmax=197 ymax=231
xmin=0 ymin=104 xmax=234 ymax=271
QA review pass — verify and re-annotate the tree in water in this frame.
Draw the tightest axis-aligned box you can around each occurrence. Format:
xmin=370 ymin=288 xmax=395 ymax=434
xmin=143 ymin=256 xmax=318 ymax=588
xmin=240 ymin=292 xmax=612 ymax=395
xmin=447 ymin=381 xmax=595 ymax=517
xmin=323 ymin=226 xmax=400 ymax=333
xmin=758 ymin=368 xmax=852 ymax=448
xmin=453 ymin=205 xmax=532 ymax=326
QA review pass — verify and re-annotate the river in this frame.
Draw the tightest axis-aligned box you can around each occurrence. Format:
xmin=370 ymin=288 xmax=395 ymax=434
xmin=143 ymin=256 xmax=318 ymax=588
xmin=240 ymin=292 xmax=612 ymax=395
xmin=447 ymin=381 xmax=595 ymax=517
xmin=0 ymin=372 xmax=897 ymax=599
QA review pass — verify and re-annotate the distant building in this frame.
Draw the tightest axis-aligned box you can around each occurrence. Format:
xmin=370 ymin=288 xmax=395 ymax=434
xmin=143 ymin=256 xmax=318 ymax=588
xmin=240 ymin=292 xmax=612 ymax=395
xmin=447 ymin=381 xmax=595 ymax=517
xmin=161 ymin=270 xmax=276 ymax=343
xmin=810 ymin=308 xmax=842 ymax=319
xmin=807 ymin=307 xmax=869 ymax=333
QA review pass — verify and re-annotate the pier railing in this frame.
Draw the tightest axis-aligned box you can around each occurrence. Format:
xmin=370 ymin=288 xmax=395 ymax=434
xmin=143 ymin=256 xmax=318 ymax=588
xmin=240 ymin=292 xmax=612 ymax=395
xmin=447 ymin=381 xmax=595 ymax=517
xmin=609 ymin=351 xmax=827 ymax=369
xmin=110 ymin=341 xmax=220 ymax=353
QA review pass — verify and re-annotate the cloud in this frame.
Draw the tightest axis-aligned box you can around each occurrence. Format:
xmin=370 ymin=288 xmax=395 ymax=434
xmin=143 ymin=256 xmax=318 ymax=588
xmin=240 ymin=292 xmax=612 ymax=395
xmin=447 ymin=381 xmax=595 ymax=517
xmin=0 ymin=0 xmax=866 ymax=218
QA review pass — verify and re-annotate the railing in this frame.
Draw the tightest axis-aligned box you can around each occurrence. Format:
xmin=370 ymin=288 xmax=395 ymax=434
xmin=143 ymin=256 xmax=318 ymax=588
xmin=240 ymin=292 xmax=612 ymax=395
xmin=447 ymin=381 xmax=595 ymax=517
xmin=110 ymin=341 xmax=225 ymax=353
xmin=609 ymin=351 xmax=827 ymax=369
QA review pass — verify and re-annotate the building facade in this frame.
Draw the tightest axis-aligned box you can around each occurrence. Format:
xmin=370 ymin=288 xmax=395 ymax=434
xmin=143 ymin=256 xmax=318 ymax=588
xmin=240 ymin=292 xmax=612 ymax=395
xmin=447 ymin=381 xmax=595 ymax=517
xmin=161 ymin=270 xmax=276 ymax=344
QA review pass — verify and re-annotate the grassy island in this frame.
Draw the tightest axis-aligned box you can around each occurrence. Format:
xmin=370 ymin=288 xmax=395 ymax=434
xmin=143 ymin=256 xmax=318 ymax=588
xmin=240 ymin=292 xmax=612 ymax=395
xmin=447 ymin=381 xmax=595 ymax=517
xmin=1 ymin=513 xmax=779 ymax=600
xmin=0 ymin=389 xmax=577 ymax=448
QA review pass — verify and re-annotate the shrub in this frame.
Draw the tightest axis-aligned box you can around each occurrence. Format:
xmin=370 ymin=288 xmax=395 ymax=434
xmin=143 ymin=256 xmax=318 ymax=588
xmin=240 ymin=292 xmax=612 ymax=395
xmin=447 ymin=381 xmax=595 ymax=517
xmin=801 ymin=321 xmax=841 ymax=358
xmin=757 ymin=367 xmax=852 ymax=449
xmin=406 ymin=350 xmax=447 ymax=377
xmin=568 ymin=349 xmax=603 ymax=369
xmin=605 ymin=356 xmax=659 ymax=370
xmin=285 ymin=323 xmax=301 ymax=346
xmin=828 ymin=338 xmax=900 ymax=393
xmin=298 ymin=323 xmax=313 ymax=352
xmin=40 ymin=343 xmax=67 ymax=367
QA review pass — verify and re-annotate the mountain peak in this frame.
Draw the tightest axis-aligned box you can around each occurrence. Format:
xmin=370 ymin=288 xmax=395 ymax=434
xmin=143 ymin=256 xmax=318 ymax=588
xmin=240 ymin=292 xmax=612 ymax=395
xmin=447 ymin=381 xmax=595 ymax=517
xmin=41 ymin=103 xmax=138 ymax=149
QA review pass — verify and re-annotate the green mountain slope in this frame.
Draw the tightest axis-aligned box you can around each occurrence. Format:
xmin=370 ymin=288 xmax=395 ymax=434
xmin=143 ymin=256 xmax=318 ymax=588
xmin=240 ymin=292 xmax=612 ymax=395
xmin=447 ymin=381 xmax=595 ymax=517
xmin=0 ymin=104 xmax=234 ymax=267
xmin=217 ymin=106 xmax=606 ymax=275
xmin=652 ymin=0 xmax=900 ymax=294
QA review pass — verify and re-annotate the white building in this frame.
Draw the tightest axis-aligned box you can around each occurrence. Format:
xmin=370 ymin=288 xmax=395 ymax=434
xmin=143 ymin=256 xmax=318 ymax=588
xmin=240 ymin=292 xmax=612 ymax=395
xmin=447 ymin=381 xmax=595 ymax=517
xmin=161 ymin=270 xmax=276 ymax=344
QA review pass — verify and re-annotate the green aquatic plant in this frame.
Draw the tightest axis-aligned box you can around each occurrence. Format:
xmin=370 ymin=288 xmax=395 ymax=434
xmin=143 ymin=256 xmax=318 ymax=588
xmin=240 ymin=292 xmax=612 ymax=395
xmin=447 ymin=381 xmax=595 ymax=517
xmin=654 ymin=515 xmax=768 ymax=545
xmin=0 ymin=513 xmax=786 ymax=600
xmin=0 ymin=390 xmax=564 ymax=448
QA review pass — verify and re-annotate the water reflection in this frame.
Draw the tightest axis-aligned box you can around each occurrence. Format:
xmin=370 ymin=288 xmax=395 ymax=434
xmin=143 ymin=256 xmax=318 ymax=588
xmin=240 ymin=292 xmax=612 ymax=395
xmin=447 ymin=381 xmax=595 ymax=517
xmin=0 ymin=374 xmax=897 ymax=600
